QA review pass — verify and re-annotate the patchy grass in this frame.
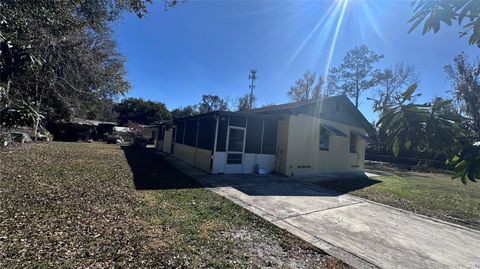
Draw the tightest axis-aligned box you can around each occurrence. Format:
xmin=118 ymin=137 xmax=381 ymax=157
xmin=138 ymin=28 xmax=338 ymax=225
xmin=315 ymin=164 xmax=480 ymax=230
xmin=0 ymin=142 xmax=347 ymax=268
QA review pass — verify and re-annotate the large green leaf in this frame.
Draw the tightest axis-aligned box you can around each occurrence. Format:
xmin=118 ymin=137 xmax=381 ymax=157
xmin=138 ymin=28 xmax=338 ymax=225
xmin=392 ymin=137 xmax=400 ymax=157
xmin=450 ymin=142 xmax=480 ymax=184
xmin=403 ymin=84 xmax=417 ymax=100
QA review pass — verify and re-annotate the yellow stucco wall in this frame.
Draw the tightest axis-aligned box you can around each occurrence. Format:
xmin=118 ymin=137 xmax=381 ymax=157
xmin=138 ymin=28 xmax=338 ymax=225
xmin=279 ymin=114 xmax=366 ymax=176
xmin=275 ymin=117 xmax=290 ymax=174
xmin=194 ymin=147 xmax=212 ymax=172
xmin=173 ymin=143 xmax=211 ymax=172
xmin=181 ymin=144 xmax=196 ymax=165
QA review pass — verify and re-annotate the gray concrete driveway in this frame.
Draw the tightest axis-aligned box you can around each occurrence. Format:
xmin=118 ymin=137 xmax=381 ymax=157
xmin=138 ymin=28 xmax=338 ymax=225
xmin=159 ymin=153 xmax=480 ymax=269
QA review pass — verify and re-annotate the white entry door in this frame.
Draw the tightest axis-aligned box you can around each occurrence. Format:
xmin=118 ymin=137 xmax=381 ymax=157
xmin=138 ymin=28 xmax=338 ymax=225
xmin=224 ymin=126 xmax=246 ymax=173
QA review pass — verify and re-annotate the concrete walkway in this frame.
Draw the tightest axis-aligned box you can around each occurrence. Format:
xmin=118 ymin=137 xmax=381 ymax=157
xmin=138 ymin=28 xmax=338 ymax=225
xmin=158 ymin=153 xmax=480 ymax=269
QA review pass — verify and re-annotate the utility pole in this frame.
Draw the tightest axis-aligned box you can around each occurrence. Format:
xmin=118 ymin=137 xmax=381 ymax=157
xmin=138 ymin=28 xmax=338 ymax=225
xmin=248 ymin=69 xmax=257 ymax=109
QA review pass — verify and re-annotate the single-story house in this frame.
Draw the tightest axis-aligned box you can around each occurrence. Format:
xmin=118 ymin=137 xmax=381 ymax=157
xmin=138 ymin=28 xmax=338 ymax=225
xmin=113 ymin=126 xmax=134 ymax=142
xmin=137 ymin=124 xmax=162 ymax=146
xmin=154 ymin=95 xmax=373 ymax=176
xmin=48 ymin=118 xmax=116 ymax=142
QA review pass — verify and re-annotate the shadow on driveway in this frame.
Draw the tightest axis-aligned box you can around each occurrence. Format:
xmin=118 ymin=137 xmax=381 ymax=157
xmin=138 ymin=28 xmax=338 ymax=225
xmin=313 ymin=177 xmax=382 ymax=195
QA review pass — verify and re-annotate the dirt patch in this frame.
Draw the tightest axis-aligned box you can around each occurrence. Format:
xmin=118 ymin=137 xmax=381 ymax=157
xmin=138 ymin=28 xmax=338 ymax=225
xmin=222 ymin=228 xmax=349 ymax=269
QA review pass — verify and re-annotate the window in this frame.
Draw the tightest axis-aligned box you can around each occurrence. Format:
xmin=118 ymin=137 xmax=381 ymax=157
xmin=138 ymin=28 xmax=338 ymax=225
xmin=229 ymin=115 xmax=246 ymax=127
xmin=175 ymin=121 xmax=185 ymax=144
xmin=216 ymin=116 xmax=228 ymax=152
xmin=184 ymin=120 xmax=198 ymax=146
xmin=197 ymin=118 xmax=216 ymax=150
xmin=350 ymin=132 xmax=357 ymax=153
xmin=319 ymin=126 xmax=329 ymax=151
xmin=245 ymin=117 xmax=262 ymax=154
xmin=262 ymin=119 xmax=277 ymax=154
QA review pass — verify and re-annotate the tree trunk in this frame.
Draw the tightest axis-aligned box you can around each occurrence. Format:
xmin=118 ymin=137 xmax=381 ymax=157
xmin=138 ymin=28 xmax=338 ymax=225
xmin=355 ymin=89 xmax=360 ymax=108
xmin=33 ymin=117 xmax=39 ymax=141
xmin=355 ymin=77 xmax=360 ymax=108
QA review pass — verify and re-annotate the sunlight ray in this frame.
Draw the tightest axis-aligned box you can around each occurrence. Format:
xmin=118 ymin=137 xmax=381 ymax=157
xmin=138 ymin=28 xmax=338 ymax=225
xmin=361 ymin=2 xmax=388 ymax=45
xmin=314 ymin=0 xmax=349 ymax=114
xmin=322 ymin=0 xmax=348 ymax=81
xmin=284 ymin=2 xmax=338 ymax=69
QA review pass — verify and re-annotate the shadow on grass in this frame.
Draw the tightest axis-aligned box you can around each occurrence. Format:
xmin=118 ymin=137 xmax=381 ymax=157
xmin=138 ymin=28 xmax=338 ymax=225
xmin=315 ymin=177 xmax=382 ymax=195
xmin=122 ymin=145 xmax=380 ymax=196
xmin=121 ymin=146 xmax=201 ymax=190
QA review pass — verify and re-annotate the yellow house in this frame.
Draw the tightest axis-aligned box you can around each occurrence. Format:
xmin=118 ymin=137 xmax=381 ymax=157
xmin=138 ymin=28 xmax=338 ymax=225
xmin=250 ymin=95 xmax=372 ymax=176
xmin=155 ymin=95 xmax=372 ymax=176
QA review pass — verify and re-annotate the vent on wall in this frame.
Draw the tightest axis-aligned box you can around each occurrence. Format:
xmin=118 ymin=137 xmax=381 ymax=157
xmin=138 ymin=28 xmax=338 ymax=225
xmin=296 ymin=165 xmax=311 ymax=169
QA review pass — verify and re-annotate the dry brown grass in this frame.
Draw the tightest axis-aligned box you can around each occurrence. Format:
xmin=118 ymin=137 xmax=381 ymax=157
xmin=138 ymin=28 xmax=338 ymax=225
xmin=0 ymin=142 xmax=349 ymax=268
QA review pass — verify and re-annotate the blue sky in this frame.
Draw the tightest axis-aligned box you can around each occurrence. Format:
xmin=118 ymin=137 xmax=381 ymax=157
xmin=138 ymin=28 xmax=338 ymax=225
xmin=113 ymin=0 xmax=478 ymax=122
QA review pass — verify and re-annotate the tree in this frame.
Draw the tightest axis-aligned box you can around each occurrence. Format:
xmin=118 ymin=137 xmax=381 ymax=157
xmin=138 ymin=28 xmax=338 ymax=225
xmin=377 ymin=84 xmax=464 ymax=157
xmin=330 ymin=45 xmax=383 ymax=108
xmin=444 ymin=52 xmax=480 ymax=139
xmin=261 ymin=103 xmax=276 ymax=108
xmin=313 ymin=75 xmax=338 ymax=98
xmin=409 ymin=0 xmax=480 ymax=47
xmin=237 ymin=93 xmax=257 ymax=112
xmin=115 ymin=98 xmax=171 ymax=125
xmin=287 ymin=71 xmax=318 ymax=102
xmin=287 ymin=71 xmax=338 ymax=102
xmin=198 ymin=95 xmax=228 ymax=113
xmin=449 ymin=141 xmax=480 ymax=184
xmin=83 ymin=98 xmax=118 ymax=122
xmin=371 ymin=64 xmax=419 ymax=112
xmin=7 ymin=29 xmax=129 ymax=136
xmin=171 ymin=105 xmax=198 ymax=119
xmin=377 ymin=84 xmax=479 ymax=183
xmin=368 ymin=64 xmax=418 ymax=153
xmin=0 ymin=0 xmax=177 ymax=136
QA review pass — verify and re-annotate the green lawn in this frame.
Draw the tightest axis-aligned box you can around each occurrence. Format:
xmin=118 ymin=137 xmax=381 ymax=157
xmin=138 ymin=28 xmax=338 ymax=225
xmin=316 ymin=164 xmax=480 ymax=230
xmin=0 ymin=142 xmax=347 ymax=268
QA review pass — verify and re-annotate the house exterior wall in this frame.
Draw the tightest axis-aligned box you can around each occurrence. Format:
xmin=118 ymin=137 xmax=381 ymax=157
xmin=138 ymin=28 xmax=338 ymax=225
xmin=161 ymin=98 xmax=370 ymax=175
xmin=296 ymin=96 xmax=371 ymax=130
xmin=211 ymin=152 xmax=276 ymax=174
xmin=210 ymin=114 xmax=277 ymax=174
xmin=274 ymin=116 xmax=290 ymax=174
xmin=279 ymin=113 xmax=366 ymax=176
xmin=172 ymin=143 xmax=211 ymax=171
xmin=173 ymin=142 xmax=183 ymax=159
xmin=139 ymin=126 xmax=159 ymax=145
xmin=194 ymin=147 xmax=212 ymax=172
xmin=181 ymin=144 xmax=196 ymax=165
xmin=163 ymin=130 xmax=172 ymax=153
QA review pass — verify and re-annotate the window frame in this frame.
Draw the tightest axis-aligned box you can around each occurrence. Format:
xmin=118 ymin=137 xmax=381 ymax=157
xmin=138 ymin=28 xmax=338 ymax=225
xmin=349 ymin=132 xmax=357 ymax=153
xmin=319 ymin=126 xmax=330 ymax=151
xmin=225 ymin=126 xmax=246 ymax=165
